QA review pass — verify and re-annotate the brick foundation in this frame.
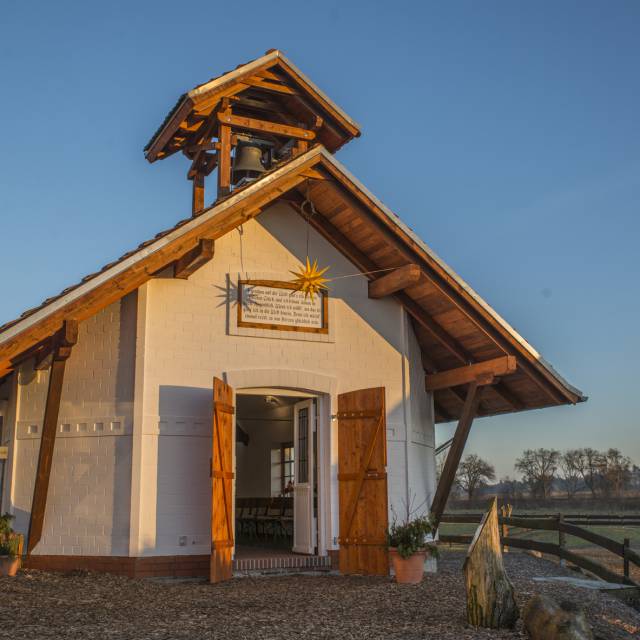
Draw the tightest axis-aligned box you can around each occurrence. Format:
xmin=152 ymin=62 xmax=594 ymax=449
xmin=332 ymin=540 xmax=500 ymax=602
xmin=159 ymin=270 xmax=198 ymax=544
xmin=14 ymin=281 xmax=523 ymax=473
xmin=22 ymin=554 xmax=210 ymax=579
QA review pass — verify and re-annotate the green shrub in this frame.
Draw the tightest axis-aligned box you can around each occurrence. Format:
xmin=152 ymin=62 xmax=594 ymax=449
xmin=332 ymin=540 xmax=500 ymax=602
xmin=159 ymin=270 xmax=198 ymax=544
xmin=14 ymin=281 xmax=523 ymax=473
xmin=0 ymin=513 xmax=14 ymax=538
xmin=0 ymin=535 xmax=20 ymax=559
xmin=387 ymin=514 xmax=438 ymax=559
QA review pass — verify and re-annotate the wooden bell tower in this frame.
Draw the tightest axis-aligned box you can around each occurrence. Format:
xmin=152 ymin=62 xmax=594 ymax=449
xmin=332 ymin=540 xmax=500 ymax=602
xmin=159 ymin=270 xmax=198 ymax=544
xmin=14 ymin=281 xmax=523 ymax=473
xmin=144 ymin=49 xmax=361 ymax=216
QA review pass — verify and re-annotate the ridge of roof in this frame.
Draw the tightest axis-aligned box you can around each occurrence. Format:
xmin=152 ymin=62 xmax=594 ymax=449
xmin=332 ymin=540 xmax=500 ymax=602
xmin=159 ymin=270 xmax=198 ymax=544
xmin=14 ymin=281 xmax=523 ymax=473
xmin=144 ymin=50 xmax=361 ymax=156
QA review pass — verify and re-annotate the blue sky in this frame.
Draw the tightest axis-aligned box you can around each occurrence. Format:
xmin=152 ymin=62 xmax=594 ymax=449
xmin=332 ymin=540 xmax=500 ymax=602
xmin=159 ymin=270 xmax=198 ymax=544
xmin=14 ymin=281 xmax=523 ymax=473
xmin=1 ymin=1 xmax=638 ymax=478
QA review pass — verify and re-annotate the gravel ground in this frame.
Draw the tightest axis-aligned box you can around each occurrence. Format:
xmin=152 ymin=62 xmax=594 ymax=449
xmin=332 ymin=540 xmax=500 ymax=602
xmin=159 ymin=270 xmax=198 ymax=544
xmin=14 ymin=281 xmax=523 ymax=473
xmin=2 ymin=551 xmax=639 ymax=639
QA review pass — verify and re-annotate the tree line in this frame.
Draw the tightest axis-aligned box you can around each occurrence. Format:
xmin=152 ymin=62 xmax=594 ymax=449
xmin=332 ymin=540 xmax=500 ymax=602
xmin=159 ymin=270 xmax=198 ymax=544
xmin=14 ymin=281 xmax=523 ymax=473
xmin=443 ymin=447 xmax=637 ymax=500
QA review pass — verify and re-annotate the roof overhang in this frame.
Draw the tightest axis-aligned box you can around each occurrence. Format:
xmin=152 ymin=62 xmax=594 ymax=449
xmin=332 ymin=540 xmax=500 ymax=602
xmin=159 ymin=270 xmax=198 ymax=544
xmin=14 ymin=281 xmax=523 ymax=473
xmin=0 ymin=145 xmax=585 ymax=420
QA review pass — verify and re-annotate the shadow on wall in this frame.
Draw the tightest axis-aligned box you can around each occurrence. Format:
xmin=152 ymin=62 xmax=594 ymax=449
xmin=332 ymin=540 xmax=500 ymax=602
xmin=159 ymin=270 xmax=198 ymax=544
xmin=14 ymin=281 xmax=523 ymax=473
xmin=153 ymin=385 xmax=213 ymax=555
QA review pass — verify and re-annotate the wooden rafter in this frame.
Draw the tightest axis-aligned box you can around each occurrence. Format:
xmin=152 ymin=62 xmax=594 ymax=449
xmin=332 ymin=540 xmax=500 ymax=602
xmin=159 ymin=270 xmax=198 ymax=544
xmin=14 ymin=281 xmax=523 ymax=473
xmin=318 ymin=161 xmax=574 ymax=405
xmin=286 ymin=183 xmax=532 ymax=418
xmin=425 ymin=356 xmax=517 ymax=392
xmin=174 ymin=239 xmax=215 ymax=279
xmin=286 ymin=187 xmax=528 ymax=414
xmin=27 ymin=319 xmax=78 ymax=555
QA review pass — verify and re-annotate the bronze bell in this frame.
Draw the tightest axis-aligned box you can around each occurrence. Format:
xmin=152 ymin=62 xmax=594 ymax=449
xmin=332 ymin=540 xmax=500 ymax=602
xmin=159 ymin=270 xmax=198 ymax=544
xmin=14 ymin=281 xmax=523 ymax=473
xmin=233 ymin=142 xmax=266 ymax=183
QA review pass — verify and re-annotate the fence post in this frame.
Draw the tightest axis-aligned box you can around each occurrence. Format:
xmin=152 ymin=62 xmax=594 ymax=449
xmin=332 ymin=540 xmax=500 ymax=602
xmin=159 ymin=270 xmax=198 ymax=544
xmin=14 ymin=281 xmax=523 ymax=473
xmin=624 ymin=538 xmax=630 ymax=580
xmin=499 ymin=505 xmax=506 ymax=553
xmin=558 ymin=513 xmax=566 ymax=567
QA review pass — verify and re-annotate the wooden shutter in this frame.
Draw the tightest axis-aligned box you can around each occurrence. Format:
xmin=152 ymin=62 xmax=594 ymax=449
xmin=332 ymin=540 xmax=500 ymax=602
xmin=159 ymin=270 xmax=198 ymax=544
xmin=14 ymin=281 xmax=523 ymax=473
xmin=337 ymin=387 xmax=389 ymax=575
xmin=211 ymin=377 xmax=235 ymax=583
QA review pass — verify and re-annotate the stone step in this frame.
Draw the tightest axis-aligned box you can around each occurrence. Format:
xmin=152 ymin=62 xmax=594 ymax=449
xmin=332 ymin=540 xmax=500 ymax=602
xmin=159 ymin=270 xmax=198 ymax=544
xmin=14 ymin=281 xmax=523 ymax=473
xmin=233 ymin=554 xmax=331 ymax=574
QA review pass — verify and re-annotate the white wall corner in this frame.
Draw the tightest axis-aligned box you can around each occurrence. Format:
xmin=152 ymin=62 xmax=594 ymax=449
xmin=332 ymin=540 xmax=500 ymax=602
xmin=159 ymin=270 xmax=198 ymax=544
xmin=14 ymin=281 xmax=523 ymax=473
xmin=129 ymin=284 xmax=149 ymax=556
xmin=1 ymin=372 xmax=19 ymax=515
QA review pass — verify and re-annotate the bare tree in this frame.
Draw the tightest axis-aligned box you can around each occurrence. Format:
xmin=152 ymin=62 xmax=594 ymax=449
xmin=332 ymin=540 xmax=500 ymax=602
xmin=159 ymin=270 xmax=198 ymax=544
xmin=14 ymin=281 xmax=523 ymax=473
xmin=559 ymin=449 xmax=582 ymax=499
xmin=515 ymin=448 xmax=560 ymax=498
xmin=456 ymin=454 xmax=496 ymax=499
xmin=574 ymin=447 xmax=604 ymax=497
xmin=600 ymin=448 xmax=632 ymax=497
xmin=500 ymin=476 xmax=522 ymax=501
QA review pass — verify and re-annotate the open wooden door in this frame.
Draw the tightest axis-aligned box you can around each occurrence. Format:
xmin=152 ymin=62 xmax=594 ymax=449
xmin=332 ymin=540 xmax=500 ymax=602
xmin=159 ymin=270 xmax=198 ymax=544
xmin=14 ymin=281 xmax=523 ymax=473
xmin=211 ymin=377 xmax=234 ymax=583
xmin=337 ymin=387 xmax=389 ymax=575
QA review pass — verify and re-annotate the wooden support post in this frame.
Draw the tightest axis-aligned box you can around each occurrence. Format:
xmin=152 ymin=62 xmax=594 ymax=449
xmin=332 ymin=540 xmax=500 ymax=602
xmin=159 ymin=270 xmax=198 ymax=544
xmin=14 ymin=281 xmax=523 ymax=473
xmin=27 ymin=320 xmax=78 ymax=555
xmin=430 ymin=380 xmax=484 ymax=528
xmin=500 ymin=504 xmax=511 ymax=553
xmin=217 ymin=99 xmax=232 ymax=198
xmin=624 ymin=537 xmax=630 ymax=579
xmin=191 ymin=172 xmax=205 ymax=215
xmin=558 ymin=513 xmax=566 ymax=567
xmin=293 ymin=139 xmax=309 ymax=157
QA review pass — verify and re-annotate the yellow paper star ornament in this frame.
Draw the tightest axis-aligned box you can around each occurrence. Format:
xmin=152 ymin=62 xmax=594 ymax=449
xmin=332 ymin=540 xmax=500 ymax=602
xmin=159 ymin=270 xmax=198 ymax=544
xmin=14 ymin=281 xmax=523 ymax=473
xmin=289 ymin=257 xmax=330 ymax=301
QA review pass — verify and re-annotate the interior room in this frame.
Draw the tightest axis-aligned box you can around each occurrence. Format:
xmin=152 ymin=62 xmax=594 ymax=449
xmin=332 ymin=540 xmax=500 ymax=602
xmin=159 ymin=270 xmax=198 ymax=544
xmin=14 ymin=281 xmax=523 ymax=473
xmin=235 ymin=391 xmax=315 ymax=556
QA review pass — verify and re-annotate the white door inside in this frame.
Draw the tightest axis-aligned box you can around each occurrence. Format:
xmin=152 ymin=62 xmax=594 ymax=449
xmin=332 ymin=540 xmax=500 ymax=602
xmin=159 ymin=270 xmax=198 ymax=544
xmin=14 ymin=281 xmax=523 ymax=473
xmin=292 ymin=399 xmax=316 ymax=554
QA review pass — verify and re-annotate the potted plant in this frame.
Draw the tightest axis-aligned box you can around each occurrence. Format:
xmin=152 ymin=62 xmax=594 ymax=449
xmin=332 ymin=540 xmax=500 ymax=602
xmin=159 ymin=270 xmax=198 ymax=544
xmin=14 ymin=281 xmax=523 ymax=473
xmin=387 ymin=513 xmax=437 ymax=584
xmin=0 ymin=513 xmax=23 ymax=577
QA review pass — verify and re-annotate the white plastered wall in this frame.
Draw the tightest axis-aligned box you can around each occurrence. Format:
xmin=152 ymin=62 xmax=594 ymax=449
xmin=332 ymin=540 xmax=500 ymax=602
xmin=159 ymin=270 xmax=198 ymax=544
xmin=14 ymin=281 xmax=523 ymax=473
xmin=132 ymin=201 xmax=436 ymax=557
xmin=5 ymin=295 xmax=136 ymax=555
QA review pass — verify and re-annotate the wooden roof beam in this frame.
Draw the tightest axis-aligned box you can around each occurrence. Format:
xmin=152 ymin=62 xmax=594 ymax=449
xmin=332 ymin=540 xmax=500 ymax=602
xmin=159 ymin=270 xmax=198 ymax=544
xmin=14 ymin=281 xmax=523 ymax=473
xmin=174 ymin=239 xmax=215 ymax=280
xmin=368 ymin=264 xmax=421 ymax=299
xmin=426 ymin=356 xmax=517 ymax=392
xmin=287 ymin=185 xmax=529 ymax=414
xmin=216 ymin=112 xmax=315 ymax=141
xmin=398 ymin=292 xmax=472 ymax=365
xmin=492 ymin=381 xmax=527 ymax=411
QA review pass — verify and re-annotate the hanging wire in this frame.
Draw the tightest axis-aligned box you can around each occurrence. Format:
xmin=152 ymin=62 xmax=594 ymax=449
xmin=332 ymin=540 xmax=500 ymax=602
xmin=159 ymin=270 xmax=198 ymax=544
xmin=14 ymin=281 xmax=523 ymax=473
xmin=300 ymin=181 xmax=317 ymax=259
xmin=297 ymin=180 xmax=401 ymax=283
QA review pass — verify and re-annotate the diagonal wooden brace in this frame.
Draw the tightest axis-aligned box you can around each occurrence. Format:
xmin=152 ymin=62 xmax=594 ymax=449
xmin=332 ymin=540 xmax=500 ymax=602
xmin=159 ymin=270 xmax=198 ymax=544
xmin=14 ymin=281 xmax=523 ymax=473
xmin=27 ymin=319 xmax=78 ymax=555
xmin=430 ymin=379 xmax=484 ymax=530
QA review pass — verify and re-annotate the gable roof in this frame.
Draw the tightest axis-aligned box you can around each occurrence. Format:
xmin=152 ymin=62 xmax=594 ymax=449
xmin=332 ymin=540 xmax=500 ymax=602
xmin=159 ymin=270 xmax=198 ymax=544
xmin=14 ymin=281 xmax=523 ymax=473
xmin=0 ymin=145 xmax=585 ymax=421
xmin=144 ymin=50 xmax=361 ymax=163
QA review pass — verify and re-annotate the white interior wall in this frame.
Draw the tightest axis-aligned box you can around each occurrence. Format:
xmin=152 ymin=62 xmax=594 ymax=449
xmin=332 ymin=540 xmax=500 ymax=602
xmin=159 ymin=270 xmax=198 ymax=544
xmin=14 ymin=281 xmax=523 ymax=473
xmin=134 ymin=201 xmax=435 ymax=557
xmin=235 ymin=400 xmax=294 ymax=499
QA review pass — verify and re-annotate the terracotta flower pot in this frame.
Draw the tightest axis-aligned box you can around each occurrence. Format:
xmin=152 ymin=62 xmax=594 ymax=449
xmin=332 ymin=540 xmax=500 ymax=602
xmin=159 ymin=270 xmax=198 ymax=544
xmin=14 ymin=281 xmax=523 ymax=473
xmin=0 ymin=556 xmax=21 ymax=577
xmin=389 ymin=548 xmax=427 ymax=584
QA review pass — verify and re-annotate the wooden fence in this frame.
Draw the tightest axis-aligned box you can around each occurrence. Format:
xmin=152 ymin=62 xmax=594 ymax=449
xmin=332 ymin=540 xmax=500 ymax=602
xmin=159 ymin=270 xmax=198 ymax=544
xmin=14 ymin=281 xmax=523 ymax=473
xmin=439 ymin=513 xmax=640 ymax=587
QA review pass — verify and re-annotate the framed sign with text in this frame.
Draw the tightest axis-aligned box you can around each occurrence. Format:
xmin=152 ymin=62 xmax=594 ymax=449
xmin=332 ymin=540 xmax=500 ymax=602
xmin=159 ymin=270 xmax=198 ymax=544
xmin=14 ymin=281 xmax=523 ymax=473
xmin=237 ymin=280 xmax=329 ymax=334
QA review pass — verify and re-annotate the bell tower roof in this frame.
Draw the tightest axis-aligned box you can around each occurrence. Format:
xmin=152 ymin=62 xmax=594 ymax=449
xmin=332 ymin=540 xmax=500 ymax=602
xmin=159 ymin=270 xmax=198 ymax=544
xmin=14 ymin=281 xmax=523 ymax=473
xmin=144 ymin=49 xmax=361 ymax=163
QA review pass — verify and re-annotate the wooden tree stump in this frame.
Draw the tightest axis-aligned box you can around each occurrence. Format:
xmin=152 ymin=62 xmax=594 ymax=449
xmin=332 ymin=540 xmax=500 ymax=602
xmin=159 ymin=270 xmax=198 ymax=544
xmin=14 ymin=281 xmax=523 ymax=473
xmin=463 ymin=498 xmax=519 ymax=629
